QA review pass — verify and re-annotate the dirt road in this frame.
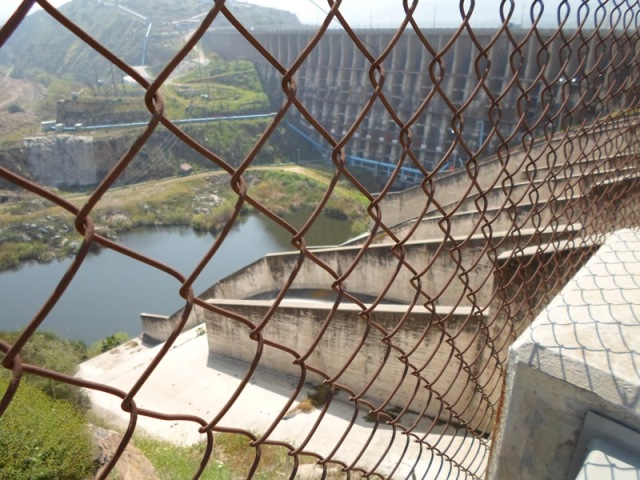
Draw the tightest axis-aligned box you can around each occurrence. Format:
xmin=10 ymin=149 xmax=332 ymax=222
xmin=0 ymin=73 xmax=44 ymax=139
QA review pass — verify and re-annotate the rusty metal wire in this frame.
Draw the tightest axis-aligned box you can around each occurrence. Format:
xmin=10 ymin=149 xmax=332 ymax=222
xmin=1 ymin=0 xmax=640 ymax=479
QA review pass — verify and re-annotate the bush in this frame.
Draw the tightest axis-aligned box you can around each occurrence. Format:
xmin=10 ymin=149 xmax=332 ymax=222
xmin=99 ymin=332 xmax=130 ymax=353
xmin=0 ymin=331 xmax=88 ymax=409
xmin=7 ymin=104 xmax=24 ymax=114
xmin=0 ymin=379 xmax=93 ymax=480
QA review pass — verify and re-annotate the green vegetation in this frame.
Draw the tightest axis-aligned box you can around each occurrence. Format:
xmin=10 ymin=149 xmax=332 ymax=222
xmin=250 ymin=170 xmax=370 ymax=236
xmin=135 ymin=437 xmax=227 ymax=480
xmin=208 ymin=59 xmax=263 ymax=91
xmin=0 ymin=379 xmax=93 ymax=480
xmin=0 ymin=329 xmax=128 ymax=406
xmin=7 ymin=104 xmax=24 ymax=114
xmin=0 ymin=332 xmax=350 ymax=478
xmin=179 ymin=120 xmax=290 ymax=168
xmin=98 ymin=332 xmax=131 ymax=354
xmin=285 ymin=383 xmax=335 ymax=417
xmin=0 ymin=168 xmax=371 ymax=272
xmin=308 ymin=383 xmax=334 ymax=407
xmin=0 ymin=50 xmax=282 ymax=167
xmin=37 ymin=74 xmax=82 ymax=118
xmin=136 ymin=432 xmax=317 ymax=480
xmin=3 ymin=0 xmax=299 ymax=85
xmin=163 ymin=57 xmax=269 ymax=120
xmin=0 ymin=241 xmax=52 ymax=270
xmin=0 ymin=330 xmax=88 ymax=408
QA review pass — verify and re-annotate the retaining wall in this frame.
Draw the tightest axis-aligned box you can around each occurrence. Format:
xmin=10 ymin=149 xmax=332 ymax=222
xmin=204 ymin=299 xmax=493 ymax=430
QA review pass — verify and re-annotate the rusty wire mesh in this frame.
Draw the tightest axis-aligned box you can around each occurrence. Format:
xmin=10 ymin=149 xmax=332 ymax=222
xmin=1 ymin=0 xmax=640 ymax=479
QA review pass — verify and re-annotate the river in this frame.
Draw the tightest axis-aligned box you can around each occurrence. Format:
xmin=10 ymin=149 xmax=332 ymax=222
xmin=0 ymin=211 xmax=355 ymax=343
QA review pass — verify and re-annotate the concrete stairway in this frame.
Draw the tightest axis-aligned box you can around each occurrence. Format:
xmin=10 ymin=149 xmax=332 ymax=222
xmin=142 ymin=119 xmax=640 ymax=428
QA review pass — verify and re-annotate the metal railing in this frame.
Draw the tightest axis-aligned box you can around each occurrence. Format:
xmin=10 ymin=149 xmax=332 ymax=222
xmin=1 ymin=1 xmax=640 ymax=479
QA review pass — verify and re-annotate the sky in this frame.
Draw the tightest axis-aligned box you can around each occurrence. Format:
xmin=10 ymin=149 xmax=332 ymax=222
xmin=0 ymin=1 xmax=587 ymax=28
xmin=238 ymin=0 xmax=535 ymax=27
xmin=1 ymin=1 xmax=68 ymax=21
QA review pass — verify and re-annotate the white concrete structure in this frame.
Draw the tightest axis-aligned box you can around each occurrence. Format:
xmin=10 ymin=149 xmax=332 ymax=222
xmin=488 ymin=229 xmax=640 ymax=480
xmin=79 ymin=325 xmax=487 ymax=479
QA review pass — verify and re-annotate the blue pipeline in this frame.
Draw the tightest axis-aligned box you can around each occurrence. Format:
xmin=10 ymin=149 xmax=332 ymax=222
xmin=285 ymin=122 xmax=423 ymax=182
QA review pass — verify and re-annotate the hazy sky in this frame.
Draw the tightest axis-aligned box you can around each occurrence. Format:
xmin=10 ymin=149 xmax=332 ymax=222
xmin=239 ymin=0 xmax=537 ymax=27
xmin=0 ymin=1 xmax=595 ymax=28
xmin=0 ymin=1 xmax=446 ymax=25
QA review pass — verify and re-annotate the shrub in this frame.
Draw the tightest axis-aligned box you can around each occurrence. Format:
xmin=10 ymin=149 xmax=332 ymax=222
xmin=100 ymin=332 xmax=130 ymax=353
xmin=0 ymin=331 xmax=88 ymax=409
xmin=0 ymin=379 xmax=93 ymax=480
xmin=7 ymin=104 xmax=24 ymax=114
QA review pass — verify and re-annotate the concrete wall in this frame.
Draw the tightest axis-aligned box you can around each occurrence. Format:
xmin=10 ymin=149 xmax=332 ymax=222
xmin=143 ymin=225 xmax=585 ymax=344
xmin=487 ymin=229 xmax=640 ymax=480
xmin=204 ymin=299 xmax=494 ymax=431
xmin=198 ymin=227 xmax=581 ymax=308
xmin=140 ymin=313 xmax=175 ymax=344
xmin=140 ymin=309 xmax=205 ymax=344
xmin=340 ymin=120 xmax=640 ymax=245
xmin=199 ymin=239 xmax=481 ymax=308
xmin=377 ymin=120 xmax=640 ymax=227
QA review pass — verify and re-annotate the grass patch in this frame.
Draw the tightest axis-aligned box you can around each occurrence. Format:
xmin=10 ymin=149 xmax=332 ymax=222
xmin=250 ymin=170 xmax=369 ymax=222
xmin=284 ymin=383 xmax=337 ymax=418
xmin=308 ymin=383 xmax=334 ymax=407
xmin=0 ymin=330 xmax=89 ymax=409
xmin=161 ymin=55 xmax=269 ymax=120
xmin=135 ymin=437 xmax=228 ymax=480
xmin=296 ymin=398 xmax=315 ymax=413
xmin=135 ymin=432 xmax=318 ymax=480
xmin=0 ymin=378 xmax=93 ymax=480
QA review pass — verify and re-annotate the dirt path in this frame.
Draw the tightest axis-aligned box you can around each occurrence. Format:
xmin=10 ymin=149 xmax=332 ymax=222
xmin=0 ymin=74 xmax=44 ymax=139
xmin=0 ymin=68 xmax=18 ymax=110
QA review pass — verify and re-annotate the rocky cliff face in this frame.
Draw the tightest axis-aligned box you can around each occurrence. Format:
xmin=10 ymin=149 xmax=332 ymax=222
xmin=17 ymin=132 xmax=181 ymax=189
xmin=5 ymin=130 xmax=185 ymax=189
xmin=0 ymin=134 xmax=136 ymax=189
xmin=3 ymin=118 xmax=291 ymax=190
xmin=24 ymin=135 xmax=98 ymax=187
xmin=0 ymin=145 xmax=31 ymax=189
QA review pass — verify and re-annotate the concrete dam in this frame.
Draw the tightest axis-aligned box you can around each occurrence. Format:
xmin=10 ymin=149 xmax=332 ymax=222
xmin=206 ymin=27 xmax=626 ymax=177
xmin=141 ymin=26 xmax=640 ymax=432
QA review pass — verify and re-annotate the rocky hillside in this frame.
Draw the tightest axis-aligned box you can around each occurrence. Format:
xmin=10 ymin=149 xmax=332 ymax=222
xmin=0 ymin=0 xmax=306 ymax=188
xmin=0 ymin=0 xmax=300 ymax=84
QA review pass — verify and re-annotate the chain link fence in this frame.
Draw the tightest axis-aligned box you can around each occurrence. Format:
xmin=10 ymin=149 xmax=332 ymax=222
xmin=1 ymin=1 xmax=640 ymax=478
